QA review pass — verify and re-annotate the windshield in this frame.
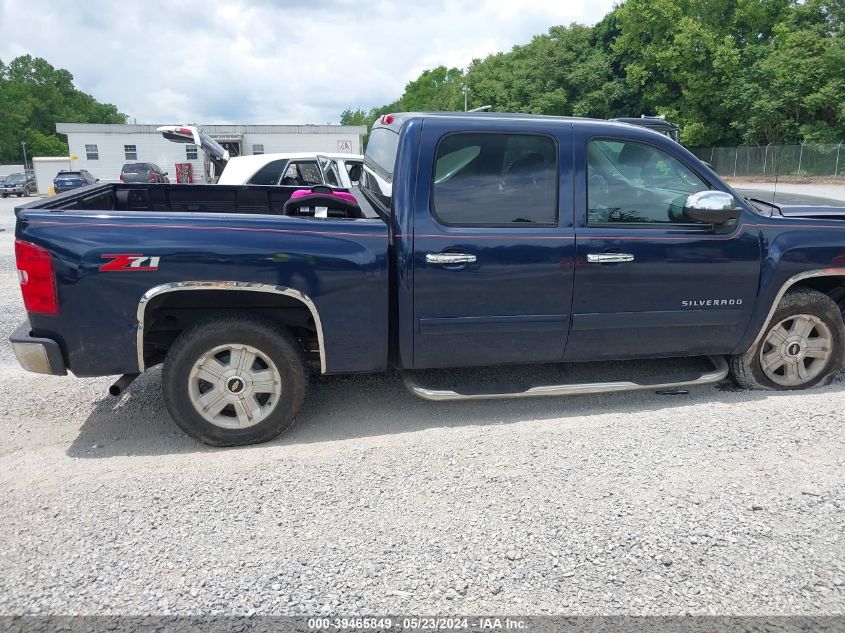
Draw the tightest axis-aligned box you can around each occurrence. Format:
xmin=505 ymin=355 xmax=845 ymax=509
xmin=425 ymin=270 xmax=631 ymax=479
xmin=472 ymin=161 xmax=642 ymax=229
xmin=122 ymin=164 xmax=148 ymax=174
xmin=7 ymin=174 xmax=25 ymax=182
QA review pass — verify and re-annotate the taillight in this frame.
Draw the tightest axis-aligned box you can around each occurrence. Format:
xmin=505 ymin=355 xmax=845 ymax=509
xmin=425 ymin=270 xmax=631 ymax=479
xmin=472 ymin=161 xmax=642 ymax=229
xmin=380 ymin=114 xmax=395 ymax=125
xmin=148 ymin=171 xmax=156 ymax=182
xmin=120 ymin=173 xmax=125 ymax=182
xmin=15 ymin=240 xmax=59 ymax=315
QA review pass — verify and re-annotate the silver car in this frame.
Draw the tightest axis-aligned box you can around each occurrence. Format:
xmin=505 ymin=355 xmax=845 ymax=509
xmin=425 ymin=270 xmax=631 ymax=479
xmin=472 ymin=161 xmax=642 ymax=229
xmin=1 ymin=173 xmax=36 ymax=197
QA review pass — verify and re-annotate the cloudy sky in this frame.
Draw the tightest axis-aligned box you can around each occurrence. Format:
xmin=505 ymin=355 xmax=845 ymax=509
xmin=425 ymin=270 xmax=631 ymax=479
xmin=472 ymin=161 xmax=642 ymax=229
xmin=0 ymin=0 xmax=617 ymax=125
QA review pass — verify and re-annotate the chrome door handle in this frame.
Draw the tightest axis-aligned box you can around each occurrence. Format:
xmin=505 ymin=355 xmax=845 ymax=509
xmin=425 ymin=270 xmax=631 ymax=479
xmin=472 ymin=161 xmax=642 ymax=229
xmin=426 ymin=253 xmax=477 ymax=265
xmin=587 ymin=253 xmax=635 ymax=263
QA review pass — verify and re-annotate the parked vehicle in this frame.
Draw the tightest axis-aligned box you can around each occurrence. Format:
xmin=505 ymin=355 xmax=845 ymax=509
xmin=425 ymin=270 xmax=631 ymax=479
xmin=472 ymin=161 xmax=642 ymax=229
xmin=53 ymin=170 xmax=98 ymax=193
xmin=1 ymin=172 xmax=36 ymax=197
xmin=157 ymin=125 xmax=363 ymax=187
xmin=610 ymin=116 xmax=681 ymax=142
xmin=11 ymin=112 xmax=845 ymax=447
xmin=120 ymin=162 xmax=169 ymax=184
xmin=217 ymin=152 xmax=363 ymax=189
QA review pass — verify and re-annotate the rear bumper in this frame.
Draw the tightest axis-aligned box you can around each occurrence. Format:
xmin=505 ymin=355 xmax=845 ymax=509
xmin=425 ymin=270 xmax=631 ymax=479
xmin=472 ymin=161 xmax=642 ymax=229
xmin=9 ymin=322 xmax=67 ymax=376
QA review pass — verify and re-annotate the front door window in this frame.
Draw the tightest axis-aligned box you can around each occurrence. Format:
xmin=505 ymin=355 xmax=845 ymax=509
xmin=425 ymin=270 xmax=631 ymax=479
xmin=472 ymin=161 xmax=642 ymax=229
xmin=587 ymin=139 xmax=709 ymax=226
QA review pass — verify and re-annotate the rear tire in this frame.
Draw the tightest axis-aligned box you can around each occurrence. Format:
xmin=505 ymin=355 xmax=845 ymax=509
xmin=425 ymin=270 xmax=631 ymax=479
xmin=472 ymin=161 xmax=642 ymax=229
xmin=162 ymin=315 xmax=307 ymax=446
xmin=730 ymin=288 xmax=844 ymax=390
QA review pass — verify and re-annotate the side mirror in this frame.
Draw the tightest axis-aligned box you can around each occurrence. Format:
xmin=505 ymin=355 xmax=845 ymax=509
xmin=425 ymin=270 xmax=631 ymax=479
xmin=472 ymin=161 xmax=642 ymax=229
xmin=683 ymin=191 xmax=742 ymax=225
xmin=164 ymin=171 xmax=169 ymax=175
xmin=95 ymin=178 xmax=100 ymax=182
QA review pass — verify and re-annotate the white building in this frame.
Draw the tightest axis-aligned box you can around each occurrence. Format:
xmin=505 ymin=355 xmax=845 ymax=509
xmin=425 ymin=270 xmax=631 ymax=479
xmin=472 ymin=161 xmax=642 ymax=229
xmin=55 ymin=123 xmax=368 ymax=183
xmin=32 ymin=157 xmax=72 ymax=195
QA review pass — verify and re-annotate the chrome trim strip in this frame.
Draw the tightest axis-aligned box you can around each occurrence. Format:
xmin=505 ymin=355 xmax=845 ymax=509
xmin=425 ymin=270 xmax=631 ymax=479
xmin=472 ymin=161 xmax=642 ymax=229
xmin=136 ymin=281 xmax=326 ymax=374
xmin=403 ymin=356 xmax=729 ymax=401
xmin=748 ymin=268 xmax=845 ymax=350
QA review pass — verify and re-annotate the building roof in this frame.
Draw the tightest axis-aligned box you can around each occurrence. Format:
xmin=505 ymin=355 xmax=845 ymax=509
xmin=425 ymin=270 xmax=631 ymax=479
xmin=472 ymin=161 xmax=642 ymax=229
xmin=56 ymin=123 xmax=368 ymax=135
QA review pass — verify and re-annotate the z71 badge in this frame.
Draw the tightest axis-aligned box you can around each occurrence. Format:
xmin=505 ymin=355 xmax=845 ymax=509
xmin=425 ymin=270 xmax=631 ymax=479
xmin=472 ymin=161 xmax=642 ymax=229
xmin=100 ymin=254 xmax=160 ymax=271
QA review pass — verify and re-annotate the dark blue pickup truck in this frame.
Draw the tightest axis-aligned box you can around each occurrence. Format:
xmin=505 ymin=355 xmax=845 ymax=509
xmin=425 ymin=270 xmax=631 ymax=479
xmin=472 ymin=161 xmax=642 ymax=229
xmin=10 ymin=113 xmax=845 ymax=445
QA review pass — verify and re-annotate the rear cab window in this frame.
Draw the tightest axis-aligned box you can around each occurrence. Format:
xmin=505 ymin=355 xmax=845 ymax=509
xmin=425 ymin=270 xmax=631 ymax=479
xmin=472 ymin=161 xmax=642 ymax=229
xmin=366 ymin=128 xmax=400 ymax=178
xmin=361 ymin=127 xmax=400 ymax=212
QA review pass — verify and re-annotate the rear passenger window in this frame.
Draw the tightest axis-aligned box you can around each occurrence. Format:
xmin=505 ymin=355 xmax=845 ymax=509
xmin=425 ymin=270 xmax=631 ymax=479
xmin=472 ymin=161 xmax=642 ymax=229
xmin=295 ymin=162 xmax=322 ymax=185
xmin=248 ymin=159 xmax=288 ymax=185
xmin=432 ymin=133 xmax=557 ymax=226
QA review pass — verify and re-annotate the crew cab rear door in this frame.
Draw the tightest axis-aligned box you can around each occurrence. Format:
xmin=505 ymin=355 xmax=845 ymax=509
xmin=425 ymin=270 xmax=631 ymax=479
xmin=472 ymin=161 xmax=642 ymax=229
xmin=566 ymin=125 xmax=761 ymax=360
xmin=411 ymin=119 xmax=576 ymax=369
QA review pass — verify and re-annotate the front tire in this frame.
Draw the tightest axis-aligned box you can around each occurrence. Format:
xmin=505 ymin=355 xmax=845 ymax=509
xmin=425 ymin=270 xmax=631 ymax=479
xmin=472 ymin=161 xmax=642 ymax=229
xmin=162 ymin=316 xmax=307 ymax=446
xmin=730 ymin=288 xmax=844 ymax=390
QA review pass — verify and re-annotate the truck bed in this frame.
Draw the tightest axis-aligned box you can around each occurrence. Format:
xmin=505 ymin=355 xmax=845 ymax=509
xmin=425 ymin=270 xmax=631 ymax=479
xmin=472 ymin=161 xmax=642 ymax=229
xmin=14 ymin=183 xmax=390 ymax=377
xmin=15 ymin=182 xmax=381 ymax=218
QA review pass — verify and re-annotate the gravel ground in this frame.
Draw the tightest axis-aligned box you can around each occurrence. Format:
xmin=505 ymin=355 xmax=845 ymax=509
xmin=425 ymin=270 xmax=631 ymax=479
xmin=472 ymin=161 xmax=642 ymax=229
xmin=1 ymin=195 xmax=844 ymax=616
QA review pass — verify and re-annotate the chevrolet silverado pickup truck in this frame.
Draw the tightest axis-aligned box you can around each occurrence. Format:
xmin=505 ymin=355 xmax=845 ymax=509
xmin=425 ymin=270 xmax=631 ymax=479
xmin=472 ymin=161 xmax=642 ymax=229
xmin=10 ymin=112 xmax=845 ymax=446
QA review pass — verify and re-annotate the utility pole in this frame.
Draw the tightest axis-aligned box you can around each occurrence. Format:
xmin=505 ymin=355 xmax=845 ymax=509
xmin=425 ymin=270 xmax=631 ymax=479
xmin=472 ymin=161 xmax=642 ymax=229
xmin=463 ymin=85 xmax=469 ymax=112
xmin=21 ymin=141 xmax=28 ymax=172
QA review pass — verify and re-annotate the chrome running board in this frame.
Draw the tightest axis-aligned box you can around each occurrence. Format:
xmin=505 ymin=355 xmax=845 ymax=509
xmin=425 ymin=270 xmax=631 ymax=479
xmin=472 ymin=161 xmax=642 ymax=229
xmin=403 ymin=356 xmax=729 ymax=402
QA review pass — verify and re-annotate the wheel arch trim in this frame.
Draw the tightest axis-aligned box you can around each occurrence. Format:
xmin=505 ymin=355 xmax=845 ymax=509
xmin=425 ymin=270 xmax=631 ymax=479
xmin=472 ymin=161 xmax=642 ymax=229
xmin=749 ymin=267 xmax=845 ymax=350
xmin=136 ymin=281 xmax=326 ymax=374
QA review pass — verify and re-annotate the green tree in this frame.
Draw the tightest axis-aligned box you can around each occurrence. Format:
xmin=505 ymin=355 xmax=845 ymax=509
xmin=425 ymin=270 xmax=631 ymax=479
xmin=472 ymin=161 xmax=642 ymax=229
xmin=340 ymin=108 xmax=370 ymax=127
xmin=397 ymin=66 xmax=464 ymax=111
xmin=342 ymin=0 xmax=844 ymax=147
xmin=0 ymin=55 xmax=125 ymax=164
xmin=729 ymin=0 xmax=845 ymax=143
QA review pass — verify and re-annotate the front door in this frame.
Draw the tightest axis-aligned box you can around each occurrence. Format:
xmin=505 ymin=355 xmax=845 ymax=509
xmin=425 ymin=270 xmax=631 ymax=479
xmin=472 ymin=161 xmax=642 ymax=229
xmin=411 ymin=122 xmax=576 ymax=369
xmin=565 ymin=132 xmax=761 ymax=361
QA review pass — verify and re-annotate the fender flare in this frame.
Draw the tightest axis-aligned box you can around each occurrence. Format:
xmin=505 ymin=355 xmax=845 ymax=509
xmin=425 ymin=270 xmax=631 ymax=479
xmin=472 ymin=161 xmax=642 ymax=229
xmin=746 ymin=268 xmax=845 ymax=351
xmin=136 ymin=281 xmax=326 ymax=373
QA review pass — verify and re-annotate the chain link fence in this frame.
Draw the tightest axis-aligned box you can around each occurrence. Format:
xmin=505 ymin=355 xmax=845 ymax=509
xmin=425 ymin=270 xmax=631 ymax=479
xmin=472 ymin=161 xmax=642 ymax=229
xmin=689 ymin=143 xmax=845 ymax=180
